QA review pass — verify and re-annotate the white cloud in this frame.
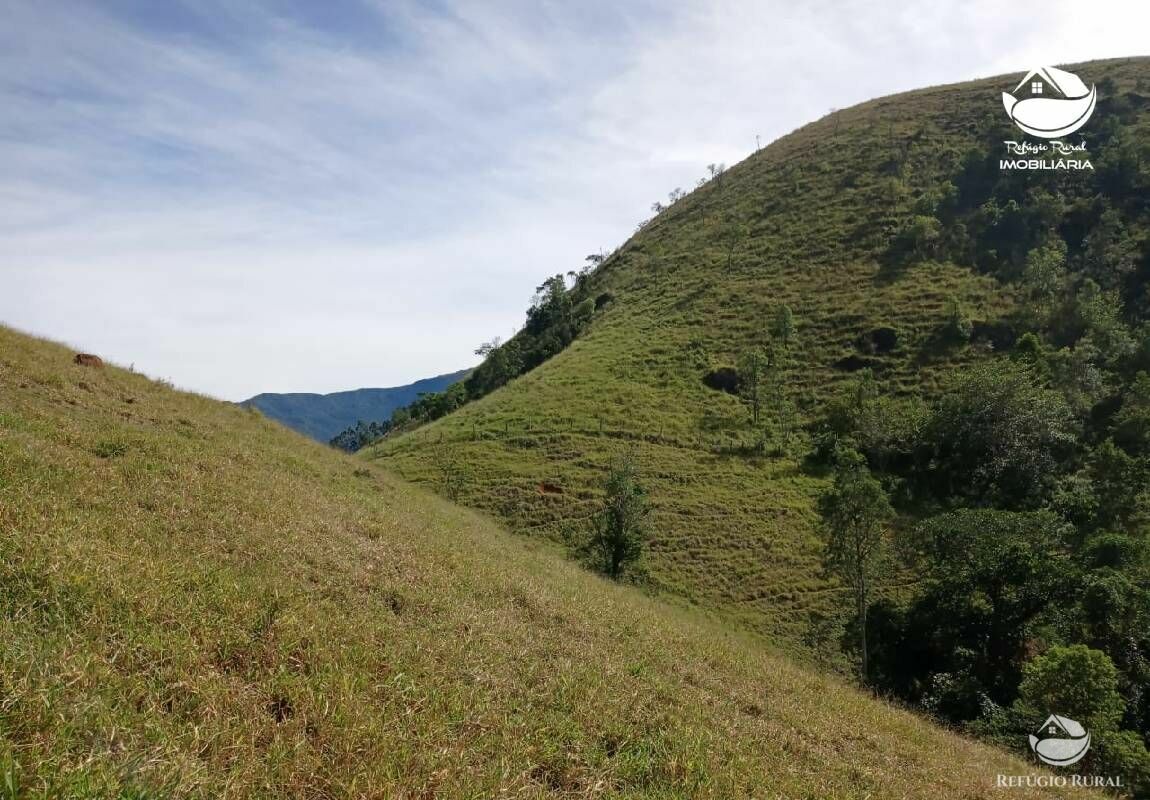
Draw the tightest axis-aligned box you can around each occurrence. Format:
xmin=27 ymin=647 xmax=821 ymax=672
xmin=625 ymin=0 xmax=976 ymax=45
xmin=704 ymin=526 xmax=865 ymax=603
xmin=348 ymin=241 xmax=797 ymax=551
xmin=1 ymin=0 xmax=1147 ymax=399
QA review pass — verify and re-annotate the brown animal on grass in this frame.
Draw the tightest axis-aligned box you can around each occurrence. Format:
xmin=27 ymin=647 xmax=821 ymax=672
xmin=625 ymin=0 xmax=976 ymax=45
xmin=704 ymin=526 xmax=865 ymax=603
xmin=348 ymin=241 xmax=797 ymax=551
xmin=538 ymin=481 xmax=563 ymax=495
xmin=73 ymin=353 xmax=104 ymax=368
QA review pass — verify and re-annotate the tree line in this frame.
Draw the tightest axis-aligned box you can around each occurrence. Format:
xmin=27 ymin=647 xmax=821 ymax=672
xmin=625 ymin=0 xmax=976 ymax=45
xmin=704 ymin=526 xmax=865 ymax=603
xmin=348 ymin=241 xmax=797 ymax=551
xmin=328 ymin=262 xmax=614 ymax=454
xmin=809 ymin=104 xmax=1150 ymax=790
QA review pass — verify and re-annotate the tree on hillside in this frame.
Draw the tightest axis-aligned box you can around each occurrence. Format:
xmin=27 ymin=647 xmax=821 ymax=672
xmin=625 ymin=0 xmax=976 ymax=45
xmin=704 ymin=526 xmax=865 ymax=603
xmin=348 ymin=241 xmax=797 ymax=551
xmin=737 ymin=347 xmax=770 ymax=428
xmin=433 ymin=447 xmax=470 ymax=502
xmin=892 ymin=215 xmax=942 ymax=263
xmin=709 ymin=215 xmax=750 ymax=272
xmin=1018 ymin=645 xmax=1125 ymax=733
xmin=818 ymin=451 xmax=894 ymax=681
xmin=474 ymin=337 xmax=502 ymax=358
xmin=1074 ymin=279 xmax=1136 ymax=369
xmin=1114 ymin=372 xmax=1150 ymax=455
xmin=1082 ymin=207 xmax=1139 ymax=292
xmin=918 ymin=360 xmax=1075 ymax=510
xmin=769 ymin=366 xmax=796 ymax=444
xmin=1021 ymin=238 xmax=1068 ymax=326
xmin=942 ymin=295 xmax=973 ymax=343
xmin=586 ymin=456 xmax=650 ymax=580
xmin=811 ymin=367 xmax=927 ymax=473
xmin=865 ymin=510 xmax=1074 ymax=720
xmin=774 ymin=305 xmax=796 ymax=351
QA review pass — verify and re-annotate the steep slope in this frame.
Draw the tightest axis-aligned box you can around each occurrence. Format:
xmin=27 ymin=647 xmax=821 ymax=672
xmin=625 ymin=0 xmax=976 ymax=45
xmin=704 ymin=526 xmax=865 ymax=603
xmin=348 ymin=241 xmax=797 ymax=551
xmin=0 ymin=328 xmax=1102 ymax=798
xmin=369 ymin=57 xmax=1150 ymax=644
xmin=241 ymin=368 xmax=469 ymax=442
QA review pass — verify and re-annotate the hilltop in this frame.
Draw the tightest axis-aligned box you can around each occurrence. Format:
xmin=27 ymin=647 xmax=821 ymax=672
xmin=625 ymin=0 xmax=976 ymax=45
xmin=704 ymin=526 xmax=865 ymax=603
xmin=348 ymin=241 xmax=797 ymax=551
xmin=241 ymin=368 xmax=470 ymax=442
xmin=0 ymin=326 xmax=1101 ymax=797
xmin=369 ymin=57 xmax=1150 ymax=645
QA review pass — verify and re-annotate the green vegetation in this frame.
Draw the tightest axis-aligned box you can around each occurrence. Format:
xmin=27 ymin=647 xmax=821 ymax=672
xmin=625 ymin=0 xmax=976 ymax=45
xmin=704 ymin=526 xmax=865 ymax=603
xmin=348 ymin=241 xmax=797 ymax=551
xmin=1016 ymin=646 xmax=1150 ymax=795
xmin=1018 ymin=646 xmax=1125 ymax=735
xmin=368 ymin=58 xmax=1150 ymax=790
xmin=0 ymin=326 xmax=1099 ymax=797
xmin=329 ymin=418 xmax=392 ymax=452
xmin=382 ymin=271 xmax=608 ymax=433
xmin=816 ymin=451 xmax=894 ymax=681
xmin=371 ymin=57 xmax=1150 ymax=639
xmin=578 ymin=455 xmax=650 ymax=580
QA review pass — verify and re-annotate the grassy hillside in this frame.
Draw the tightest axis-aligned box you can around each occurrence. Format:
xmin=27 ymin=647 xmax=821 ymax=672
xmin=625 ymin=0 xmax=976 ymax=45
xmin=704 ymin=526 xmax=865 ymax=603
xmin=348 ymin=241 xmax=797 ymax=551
xmin=369 ymin=57 xmax=1150 ymax=644
xmin=241 ymin=368 xmax=470 ymax=442
xmin=0 ymin=327 xmax=1105 ymax=798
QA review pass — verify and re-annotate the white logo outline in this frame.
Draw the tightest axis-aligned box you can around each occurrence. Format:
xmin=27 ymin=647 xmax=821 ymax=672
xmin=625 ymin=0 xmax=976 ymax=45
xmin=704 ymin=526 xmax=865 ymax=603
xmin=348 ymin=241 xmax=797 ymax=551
xmin=1002 ymin=66 xmax=1097 ymax=139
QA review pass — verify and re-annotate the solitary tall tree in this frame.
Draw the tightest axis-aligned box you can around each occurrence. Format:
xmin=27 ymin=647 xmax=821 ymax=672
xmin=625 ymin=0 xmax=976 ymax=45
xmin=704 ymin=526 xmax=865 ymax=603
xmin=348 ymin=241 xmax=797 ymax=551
xmin=738 ymin=347 xmax=770 ymax=427
xmin=769 ymin=366 xmax=796 ymax=442
xmin=818 ymin=453 xmax=894 ymax=681
xmin=588 ymin=456 xmax=650 ymax=579
xmin=724 ymin=220 xmax=750 ymax=272
xmin=774 ymin=305 xmax=795 ymax=350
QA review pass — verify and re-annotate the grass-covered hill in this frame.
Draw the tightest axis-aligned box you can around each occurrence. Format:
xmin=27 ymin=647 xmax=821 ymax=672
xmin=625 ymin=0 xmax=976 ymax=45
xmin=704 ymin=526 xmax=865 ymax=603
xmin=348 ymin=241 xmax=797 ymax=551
xmin=241 ymin=368 xmax=470 ymax=442
xmin=369 ymin=57 xmax=1150 ymax=645
xmin=0 ymin=326 xmax=1099 ymax=798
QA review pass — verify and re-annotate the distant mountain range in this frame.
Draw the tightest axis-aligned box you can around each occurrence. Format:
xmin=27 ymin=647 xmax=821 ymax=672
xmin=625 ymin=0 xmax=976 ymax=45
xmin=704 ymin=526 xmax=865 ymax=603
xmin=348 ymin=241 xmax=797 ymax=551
xmin=240 ymin=369 xmax=470 ymax=442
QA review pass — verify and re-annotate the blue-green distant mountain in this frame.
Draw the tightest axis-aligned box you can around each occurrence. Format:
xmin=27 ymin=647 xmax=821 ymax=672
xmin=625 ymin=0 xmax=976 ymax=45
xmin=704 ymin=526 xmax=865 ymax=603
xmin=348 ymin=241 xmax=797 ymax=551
xmin=241 ymin=369 xmax=470 ymax=442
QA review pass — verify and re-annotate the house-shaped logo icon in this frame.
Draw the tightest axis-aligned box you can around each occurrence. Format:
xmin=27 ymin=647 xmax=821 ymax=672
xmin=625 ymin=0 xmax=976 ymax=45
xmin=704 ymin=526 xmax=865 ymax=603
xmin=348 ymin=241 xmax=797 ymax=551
xmin=1028 ymin=713 xmax=1091 ymax=767
xmin=1002 ymin=66 xmax=1097 ymax=138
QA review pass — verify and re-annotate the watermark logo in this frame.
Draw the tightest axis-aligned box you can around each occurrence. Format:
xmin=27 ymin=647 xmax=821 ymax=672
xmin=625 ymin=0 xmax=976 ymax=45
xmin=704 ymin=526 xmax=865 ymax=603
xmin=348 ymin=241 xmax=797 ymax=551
xmin=1001 ymin=66 xmax=1097 ymax=138
xmin=997 ymin=714 xmax=1122 ymax=788
xmin=1029 ymin=714 xmax=1091 ymax=767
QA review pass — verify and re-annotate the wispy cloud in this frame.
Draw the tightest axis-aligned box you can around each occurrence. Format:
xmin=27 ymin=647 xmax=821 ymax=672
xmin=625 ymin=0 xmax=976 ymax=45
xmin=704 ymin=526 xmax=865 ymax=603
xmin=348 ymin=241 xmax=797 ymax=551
xmin=2 ymin=0 xmax=1147 ymax=398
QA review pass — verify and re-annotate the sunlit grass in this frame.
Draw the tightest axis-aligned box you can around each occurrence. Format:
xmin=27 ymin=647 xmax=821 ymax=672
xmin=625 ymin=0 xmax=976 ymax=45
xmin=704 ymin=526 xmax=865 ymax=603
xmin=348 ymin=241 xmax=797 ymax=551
xmin=370 ymin=57 xmax=1149 ymax=646
xmin=0 ymin=326 xmax=1102 ymax=797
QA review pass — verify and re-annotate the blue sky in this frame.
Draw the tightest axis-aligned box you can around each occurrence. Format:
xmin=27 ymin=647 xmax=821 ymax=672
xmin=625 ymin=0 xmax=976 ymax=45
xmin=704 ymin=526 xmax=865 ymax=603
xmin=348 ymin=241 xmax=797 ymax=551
xmin=2 ymin=0 xmax=1147 ymax=399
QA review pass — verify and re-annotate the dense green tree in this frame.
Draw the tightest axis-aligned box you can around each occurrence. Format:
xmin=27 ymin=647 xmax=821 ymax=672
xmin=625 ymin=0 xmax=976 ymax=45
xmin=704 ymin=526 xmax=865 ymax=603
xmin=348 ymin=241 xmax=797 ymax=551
xmin=1018 ymin=645 xmax=1124 ymax=733
xmin=916 ymin=361 xmax=1076 ymax=509
xmin=893 ymin=215 xmax=942 ymax=262
xmin=774 ymin=305 xmax=796 ymax=350
xmin=1096 ymin=130 xmax=1145 ymax=198
xmin=942 ymin=295 xmax=973 ymax=343
xmin=1114 ymin=372 xmax=1150 ymax=455
xmin=818 ymin=452 xmax=894 ymax=681
xmin=1082 ymin=208 xmax=1140 ymax=292
xmin=585 ymin=456 xmax=650 ymax=580
xmin=1021 ymin=237 xmax=1069 ymax=327
xmin=797 ymin=103 xmax=1150 ymax=774
xmin=871 ymin=510 xmax=1073 ymax=719
xmin=810 ymin=369 xmax=926 ymax=473
xmin=1087 ymin=440 xmax=1148 ymax=532
xmin=737 ymin=347 xmax=770 ymax=428
xmin=1012 ymin=644 xmax=1150 ymax=794
xmin=1075 ymin=279 xmax=1136 ymax=368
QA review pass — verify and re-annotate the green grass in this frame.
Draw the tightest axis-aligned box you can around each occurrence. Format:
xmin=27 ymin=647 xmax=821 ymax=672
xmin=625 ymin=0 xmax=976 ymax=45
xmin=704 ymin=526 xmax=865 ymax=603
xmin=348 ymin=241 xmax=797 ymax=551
xmin=0 ymin=327 xmax=1104 ymax=797
xmin=369 ymin=56 xmax=1150 ymax=645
